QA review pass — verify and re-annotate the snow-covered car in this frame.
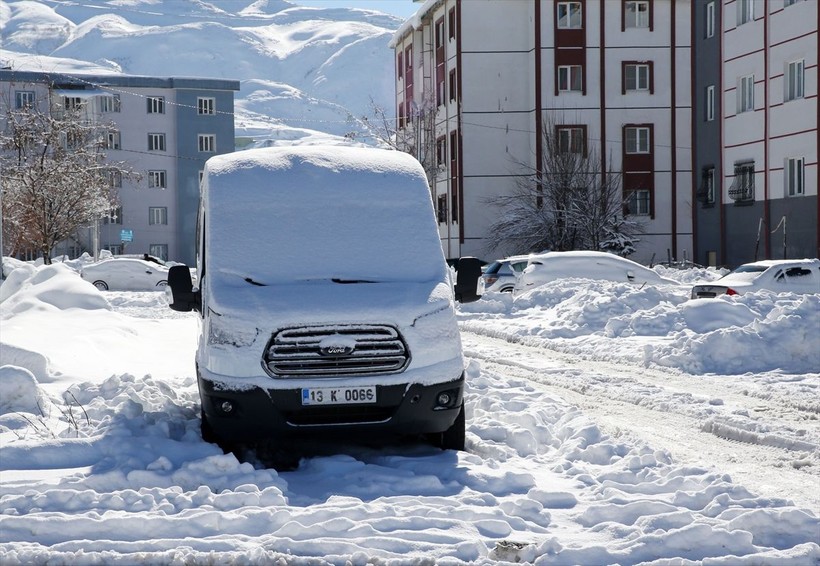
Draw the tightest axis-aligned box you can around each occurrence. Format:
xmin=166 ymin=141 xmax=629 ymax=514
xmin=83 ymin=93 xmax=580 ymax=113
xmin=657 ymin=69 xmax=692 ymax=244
xmin=514 ymin=251 xmax=676 ymax=295
xmin=479 ymin=255 xmax=530 ymax=293
xmin=690 ymin=258 xmax=820 ymax=298
xmin=80 ymin=258 xmax=170 ymax=291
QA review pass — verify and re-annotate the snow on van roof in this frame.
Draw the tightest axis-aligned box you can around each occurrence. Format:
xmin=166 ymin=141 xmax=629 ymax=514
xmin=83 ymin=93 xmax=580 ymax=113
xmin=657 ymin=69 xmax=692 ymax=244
xmin=202 ymin=145 xmax=446 ymax=284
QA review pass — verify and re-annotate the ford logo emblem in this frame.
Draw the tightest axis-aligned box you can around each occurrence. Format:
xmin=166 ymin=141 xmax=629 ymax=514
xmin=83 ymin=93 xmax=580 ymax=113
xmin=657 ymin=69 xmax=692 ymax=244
xmin=320 ymin=344 xmax=356 ymax=356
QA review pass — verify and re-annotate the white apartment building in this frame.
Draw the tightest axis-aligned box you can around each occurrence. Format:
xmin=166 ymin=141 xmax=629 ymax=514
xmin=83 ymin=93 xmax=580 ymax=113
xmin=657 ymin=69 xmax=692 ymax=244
xmin=692 ymin=0 xmax=818 ymax=265
xmin=391 ymin=0 xmax=694 ymax=264
xmin=1 ymin=70 xmax=240 ymax=265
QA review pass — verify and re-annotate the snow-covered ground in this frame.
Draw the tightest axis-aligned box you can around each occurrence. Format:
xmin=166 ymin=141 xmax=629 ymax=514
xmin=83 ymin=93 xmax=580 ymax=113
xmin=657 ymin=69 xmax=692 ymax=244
xmin=1 ymin=262 xmax=818 ymax=564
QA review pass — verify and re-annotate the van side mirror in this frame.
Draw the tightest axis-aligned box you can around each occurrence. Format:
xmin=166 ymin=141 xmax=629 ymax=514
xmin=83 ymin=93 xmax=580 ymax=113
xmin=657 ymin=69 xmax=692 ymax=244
xmin=455 ymin=256 xmax=482 ymax=303
xmin=168 ymin=265 xmax=201 ymax=312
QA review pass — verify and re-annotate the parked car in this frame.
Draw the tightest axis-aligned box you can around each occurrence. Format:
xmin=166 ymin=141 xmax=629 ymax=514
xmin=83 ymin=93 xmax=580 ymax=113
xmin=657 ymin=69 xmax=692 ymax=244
xmin=479 ymin=255 xmax=530 ymax=293
xmin=80 ymin=258 xmax=170 ymax=291
xmin=514 ymin=251 xmax=676 ymax=295
xmin=690 ymin=258 xmax=820 ymax=298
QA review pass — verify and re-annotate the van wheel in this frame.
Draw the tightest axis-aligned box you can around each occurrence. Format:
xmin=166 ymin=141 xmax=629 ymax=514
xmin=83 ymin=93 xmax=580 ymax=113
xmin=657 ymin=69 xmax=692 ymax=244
xmin=429 ymin=404 xmax=465 ymax=451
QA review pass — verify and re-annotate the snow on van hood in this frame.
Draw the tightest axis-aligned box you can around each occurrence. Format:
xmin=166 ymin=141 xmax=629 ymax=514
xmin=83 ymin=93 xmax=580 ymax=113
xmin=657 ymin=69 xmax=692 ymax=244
xmin=206 ymin=276 xmax=454 ymax=328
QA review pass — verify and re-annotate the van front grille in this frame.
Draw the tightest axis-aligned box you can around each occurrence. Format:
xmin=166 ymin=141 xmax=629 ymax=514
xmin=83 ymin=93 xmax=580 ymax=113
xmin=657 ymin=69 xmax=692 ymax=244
xmin=264 ymin=324 xmax=409 ymax=378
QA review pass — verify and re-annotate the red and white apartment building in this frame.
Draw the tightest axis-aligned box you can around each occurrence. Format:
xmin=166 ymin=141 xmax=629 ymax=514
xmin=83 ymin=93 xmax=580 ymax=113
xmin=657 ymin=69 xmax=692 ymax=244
xmin=392 ymin=0 xmax=818 ymax=267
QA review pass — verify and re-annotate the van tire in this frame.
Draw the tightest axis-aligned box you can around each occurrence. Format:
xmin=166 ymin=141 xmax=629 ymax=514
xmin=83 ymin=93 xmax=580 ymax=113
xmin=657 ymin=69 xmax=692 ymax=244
xmin=429 ymin=403 xmax=465 ymax=451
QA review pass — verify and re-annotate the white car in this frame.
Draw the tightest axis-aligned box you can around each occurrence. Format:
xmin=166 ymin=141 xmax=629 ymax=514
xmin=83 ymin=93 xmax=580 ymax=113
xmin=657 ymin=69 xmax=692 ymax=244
xmin=690 ymin=259 xmax=820 ymax=298
xmin=514 ymin=251 xmax=676 ymax=295
xmin=479 ymin=255 xmax=530 ymax=294
xmin=80 ymin=258 xmax=170 ymax=291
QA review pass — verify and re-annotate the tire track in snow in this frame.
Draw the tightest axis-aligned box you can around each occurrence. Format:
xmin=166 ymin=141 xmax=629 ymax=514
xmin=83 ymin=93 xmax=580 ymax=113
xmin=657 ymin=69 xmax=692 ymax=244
xmin=461 ymin=331 xmax=820 ymax=513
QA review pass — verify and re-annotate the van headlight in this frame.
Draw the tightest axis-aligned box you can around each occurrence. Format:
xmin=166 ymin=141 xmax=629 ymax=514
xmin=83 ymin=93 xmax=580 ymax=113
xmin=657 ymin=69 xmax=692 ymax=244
xmin=412 ymin=302 xmax=458 ymax=338
xmin=207 ymin=314 xmax=259 ymax=348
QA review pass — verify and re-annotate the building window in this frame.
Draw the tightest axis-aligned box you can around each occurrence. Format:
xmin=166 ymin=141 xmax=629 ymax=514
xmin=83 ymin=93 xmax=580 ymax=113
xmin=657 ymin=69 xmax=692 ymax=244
xmin=706 ymin=85 xmax=715 ymax=121
xmin=147 ymin=96 xmax=165 ymax=114
xmin=104 ymin=130 xmax=121 ymax=150
xmin=705 ymin=2 xmax=715 ymax=38
xmin=558 ymin=65 xmax=583 ymax=92
xmin=557 ymin=2 xmax=582 ymax=29
xmin=624 ymin=1 xmax=650 ymax=28
xmin=148 ymin=170 xmax=167 ymax=189
xmin=785 ymin=60 xmax=804 ymax=102
xmin=149 ymin=244 xmax=169 ymax=261
xmin=397 ymin=52 xmax=403 ymax=80
xmin=107 ymin=169 xmax=122 ymax=188
xmin=104 ymin=244 xmax=123 ymax=255
xmin=197 ymin=97 xmax=215 ymax=115
xmin=448 ymin=8 xmax=456 ymax=40
xmin=737 ymin=0 xmax=753 ymax=25
xmin=626 ymin=190 xmax=651 ymax=215
xmin=437 ymin=194 xmax=448 ymax=223
xmin=198 ymin=134 xmax=216 ymax=153
xmin=15 ymin=91 xmax=35 ymax=109
xmin=149 ymin=207 xmax=168 ymax=225
xmin=435 ymin=18 xmax=445 ymax=50
xmin=624 ymin=63 xmax=651 ymax=92
xmin=148 ymin=133 xmax=166 ymax=151
xmin=103 ymin=206 xmax=123 ymax=225
xmin=63 ymin=96 xmax=84 ymax=112
xmin=785 ymin=158 xmax=804 ymax=196
xmin=556 ymin=126 xmax=586 ymax=154
xmin=448 ymin=69 xmax=457 ymax=102
xmin=698 ymin=167 xmax=716 ymax=205
xmin=738 ymin=75 xmax=754 ymax=113
xmin=100 ymin=95 xmax=121 ymax=113
xmin=729 ymin=162 xmax=755 ymax=202
xmin=436 ymin=137 xmax=447 ymax=167
xmin=625 ymin=127 xmax=650 ymax=153
xmin=784 ymin=0 xmax=802 ymax=6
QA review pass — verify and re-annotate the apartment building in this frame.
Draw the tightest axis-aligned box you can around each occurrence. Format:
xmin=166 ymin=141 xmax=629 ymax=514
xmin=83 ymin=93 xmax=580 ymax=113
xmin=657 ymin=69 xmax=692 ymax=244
xmin=392 ymin=0 xmax=694 ymax=264
xmin=692 ymin=0 xmax=818 ymax=266
xmin=0 ymin=70 xmax=240 ymax=265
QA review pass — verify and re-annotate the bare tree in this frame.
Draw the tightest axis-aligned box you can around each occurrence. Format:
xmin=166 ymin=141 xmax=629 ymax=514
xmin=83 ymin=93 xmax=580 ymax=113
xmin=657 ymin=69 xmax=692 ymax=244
xmin=363 ymin=91 xmax=440 ymax=187
xmin=486 ymin=116 xmax=642 ymax=257
xmin=1 ymin=97 xmax=136 ymax=263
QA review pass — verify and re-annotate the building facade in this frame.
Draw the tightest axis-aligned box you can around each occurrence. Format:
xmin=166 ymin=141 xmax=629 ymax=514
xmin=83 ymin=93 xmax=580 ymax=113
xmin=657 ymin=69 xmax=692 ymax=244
xmin=693 ymin=0 xmax=819 ymax=266
xmin=1 ymin=70 xmax=240 ymax=265
xmin=392 ymin=0 xmax=694 ymax=265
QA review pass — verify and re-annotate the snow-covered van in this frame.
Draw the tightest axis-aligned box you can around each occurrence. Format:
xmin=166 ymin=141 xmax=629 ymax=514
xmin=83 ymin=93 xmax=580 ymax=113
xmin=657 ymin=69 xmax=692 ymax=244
xmin=168 ymin=146 xmax=467 ymax=450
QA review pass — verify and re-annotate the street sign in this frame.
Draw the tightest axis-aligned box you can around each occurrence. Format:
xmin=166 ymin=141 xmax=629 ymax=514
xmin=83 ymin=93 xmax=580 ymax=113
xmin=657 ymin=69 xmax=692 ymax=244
xmin=120 ymin=229 xmax=133 ymax=243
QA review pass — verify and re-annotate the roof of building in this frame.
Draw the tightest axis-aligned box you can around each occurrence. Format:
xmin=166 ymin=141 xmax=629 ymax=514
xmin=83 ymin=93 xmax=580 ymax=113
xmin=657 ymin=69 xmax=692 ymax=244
xmin=0 ymin=69 xmax=241 ymax=91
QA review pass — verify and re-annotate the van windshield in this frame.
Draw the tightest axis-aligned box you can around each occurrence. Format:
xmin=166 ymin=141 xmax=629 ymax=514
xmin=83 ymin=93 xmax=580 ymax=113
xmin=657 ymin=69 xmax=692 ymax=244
xmin=204 ymin=147 xmax=447 ymax=285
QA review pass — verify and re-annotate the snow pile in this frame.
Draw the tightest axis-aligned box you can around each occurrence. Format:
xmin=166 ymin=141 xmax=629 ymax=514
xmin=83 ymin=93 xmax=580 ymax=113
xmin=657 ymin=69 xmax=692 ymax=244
xmin=459 ymin=271 xmax=820 ymax=375
xmin=0 ymin=264 xmax=818 ymax=564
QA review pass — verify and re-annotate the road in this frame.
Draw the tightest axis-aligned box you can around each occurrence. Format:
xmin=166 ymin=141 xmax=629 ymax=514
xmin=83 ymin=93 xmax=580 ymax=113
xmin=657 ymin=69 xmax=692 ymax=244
xmin=461 ymin=331 xmax=820 ymax=513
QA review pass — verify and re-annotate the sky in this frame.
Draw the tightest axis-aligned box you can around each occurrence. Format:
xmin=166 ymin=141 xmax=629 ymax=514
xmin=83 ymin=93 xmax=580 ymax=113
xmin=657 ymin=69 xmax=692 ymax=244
xmin=292 ymin=0 xmax=419 ymax=18
xmin=0 ymin=257 xmax=818 ymax=563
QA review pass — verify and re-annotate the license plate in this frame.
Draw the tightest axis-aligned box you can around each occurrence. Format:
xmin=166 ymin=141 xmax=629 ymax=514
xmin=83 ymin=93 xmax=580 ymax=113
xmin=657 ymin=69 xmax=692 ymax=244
xmin=301 ymin=386 xmax=377 ymax=406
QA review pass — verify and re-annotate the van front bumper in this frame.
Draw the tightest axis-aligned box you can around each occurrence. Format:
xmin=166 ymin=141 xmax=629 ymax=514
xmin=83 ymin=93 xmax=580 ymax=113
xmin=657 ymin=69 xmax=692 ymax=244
xmin=198 ymin=372 xmax=464 ymax=443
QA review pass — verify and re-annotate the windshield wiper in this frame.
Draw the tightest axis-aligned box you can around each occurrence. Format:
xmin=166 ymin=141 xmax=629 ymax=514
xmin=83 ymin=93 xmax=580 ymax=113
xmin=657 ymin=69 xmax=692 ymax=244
xmin=244 ymin=276 xmax=267 ymax=286
xmin=332 ymin=278 xmax=376 ymax=284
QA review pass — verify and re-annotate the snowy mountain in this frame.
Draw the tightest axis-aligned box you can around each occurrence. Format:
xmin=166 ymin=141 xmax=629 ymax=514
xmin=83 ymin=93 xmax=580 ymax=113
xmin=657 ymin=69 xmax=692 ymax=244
xmin=0 ymin=0 xmax=403 ymax=143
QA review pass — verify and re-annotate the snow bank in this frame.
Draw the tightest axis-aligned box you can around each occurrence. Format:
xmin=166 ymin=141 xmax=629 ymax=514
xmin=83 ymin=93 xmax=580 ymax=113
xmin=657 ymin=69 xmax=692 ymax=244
xmin=460 ymin=272 xmax=820 ymax=375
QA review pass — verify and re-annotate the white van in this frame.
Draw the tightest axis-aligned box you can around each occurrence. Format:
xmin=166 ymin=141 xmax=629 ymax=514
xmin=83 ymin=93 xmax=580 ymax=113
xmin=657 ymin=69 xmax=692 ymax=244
xmin=168 ymin=146 xmax=469 ymax=450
